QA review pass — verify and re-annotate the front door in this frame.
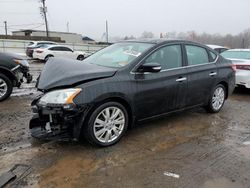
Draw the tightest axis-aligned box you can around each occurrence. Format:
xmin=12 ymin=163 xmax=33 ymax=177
xmin=133 ymin=44 xmax=188 ymax=120
xmin=60 ymin=47 xmax=75 ymax=59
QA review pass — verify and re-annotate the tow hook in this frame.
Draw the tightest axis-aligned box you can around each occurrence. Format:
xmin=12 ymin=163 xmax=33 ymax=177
xmin=45 ymin=114 xmax=53 ymax=133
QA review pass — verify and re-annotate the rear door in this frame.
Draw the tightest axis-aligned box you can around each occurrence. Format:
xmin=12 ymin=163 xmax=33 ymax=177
xmin=48 ymin=46 xmax=61 ymax=57
xmin=60 ymin=47 xmax=75 ymax=59
xmin=184 ymin=44 xmax=218 ymax=107
xmin=134 ymin=44 xmax=188 ymax=119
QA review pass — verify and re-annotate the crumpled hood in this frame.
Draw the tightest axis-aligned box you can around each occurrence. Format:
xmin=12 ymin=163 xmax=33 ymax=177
xmin=37 ymin=57 xmax=117 ymax=90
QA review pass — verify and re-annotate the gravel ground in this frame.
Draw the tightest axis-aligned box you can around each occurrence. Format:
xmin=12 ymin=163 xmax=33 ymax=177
xmin=0 ymin=61 xmax=250 ymax=188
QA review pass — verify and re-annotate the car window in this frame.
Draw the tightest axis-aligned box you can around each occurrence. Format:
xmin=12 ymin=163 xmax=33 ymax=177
xmin=144 ymin=45 xmax=182 ymax=70
xmin=38 ymin=42 xmax=55 ymax=45
xmin=28 ymin=42 xmax=34 ymax=46
xmin=60 ymin=47 xmax=72 ymax=52
xmin=38 ymin=42 xmax=46 ymax=45
xmin=49 ymin=47 xmax=61 ymax=51
xmin=85 ymin=42 xmax=153 ymax=68
xmin=186 ymin=45 xmax=209 ymax=65
xmin=209 ymin=50 xmax=217 ymax=62
xmin=221 ymin=51 xmax=250 ymax=60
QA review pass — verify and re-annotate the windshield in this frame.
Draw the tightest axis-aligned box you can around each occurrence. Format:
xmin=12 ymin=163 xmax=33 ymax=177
xmin=221 ymin=51 xmax=250 ymax=60
xmin=84 ymin=42 xmax=154 ymax=68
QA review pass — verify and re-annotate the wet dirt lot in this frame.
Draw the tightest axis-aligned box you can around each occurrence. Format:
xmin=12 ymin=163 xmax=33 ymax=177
xmin=0 ymin=61 xmax=250 ymax=188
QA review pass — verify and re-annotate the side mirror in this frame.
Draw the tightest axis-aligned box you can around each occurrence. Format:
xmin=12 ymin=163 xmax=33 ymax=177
xmin=137 ymin=63 xmax=161 ymax=73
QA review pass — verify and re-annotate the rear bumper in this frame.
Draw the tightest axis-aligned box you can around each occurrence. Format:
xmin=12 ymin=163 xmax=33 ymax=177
xmin=33 ymin=53 xmax=45 ymax=60
xmin=236 ymin=70 xmax=250 ymax=88
xmin=29 ymin=102 xmax=90 ymax=141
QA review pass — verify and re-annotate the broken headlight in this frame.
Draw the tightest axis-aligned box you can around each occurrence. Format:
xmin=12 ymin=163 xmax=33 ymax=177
xmin=14 ymin=59 xmax=30 ymax=68
xmin=38 ymin=88 xmax=81 ymax=106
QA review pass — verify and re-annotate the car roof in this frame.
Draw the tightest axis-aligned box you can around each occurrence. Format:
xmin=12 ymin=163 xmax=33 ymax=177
xmin=34 ymin=41 xmax=57 ymax=43
xmin=45 ymin=45 xmax=71 ymax=49
xmin=206 ymin=44 xmax=228 ymax=49
xmin=120 ymin=38 xmax=188 ymax=44
xmin=118 ymin=38 xmax=210 ymax=47
xmin=225 ymin=49 xmax=250 ymax=52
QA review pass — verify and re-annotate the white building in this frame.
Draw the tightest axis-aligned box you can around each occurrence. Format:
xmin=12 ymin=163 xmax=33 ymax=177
xmin=12 ymin=29 xmax=86 ymax=43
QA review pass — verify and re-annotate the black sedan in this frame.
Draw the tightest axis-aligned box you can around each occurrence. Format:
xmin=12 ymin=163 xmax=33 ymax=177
xmin=30 ymin=39 xmax=235 ymax=146
xmin=0 ymin=52 xmax=32 ymax=101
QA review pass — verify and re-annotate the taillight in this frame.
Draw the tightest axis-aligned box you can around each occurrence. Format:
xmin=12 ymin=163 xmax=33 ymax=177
xmin=231 ymin=64 xmax=237 ymax=72
xmin=36 ymin=50 xmax=44 ymax=53
xmin=236 ymin=64 xmax=250 ymax=71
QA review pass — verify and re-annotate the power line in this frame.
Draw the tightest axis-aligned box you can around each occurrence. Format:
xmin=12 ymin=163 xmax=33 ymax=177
xmin=8 ymin=23 xmax=44 ymax=27
xmin=0 ymin=12 xmax=38 ymax=15
xmin=0 ymin=23 xmax=44 ymax=28
xmin=0 ymin=23 xmax=45 ymax=31
xmin=0 ymin=0 xmax=35 ymax=3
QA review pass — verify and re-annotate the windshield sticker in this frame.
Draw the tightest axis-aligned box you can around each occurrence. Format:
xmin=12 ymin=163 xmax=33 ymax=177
xmin=118 ymin=61 xmax=129 ymax=66
xmin=123 ymin=50 xmax=141 ymax=57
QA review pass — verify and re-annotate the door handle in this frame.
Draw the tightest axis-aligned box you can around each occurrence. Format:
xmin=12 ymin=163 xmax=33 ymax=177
xmin=209 ymin=72 xmax=217 ymax=76
xmin=176 ymin=77 xmax=187 ymax=82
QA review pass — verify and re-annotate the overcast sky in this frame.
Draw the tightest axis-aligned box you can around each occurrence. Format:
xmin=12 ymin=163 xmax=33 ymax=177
xmin=0 ymin=0 xmax=250 ymax=40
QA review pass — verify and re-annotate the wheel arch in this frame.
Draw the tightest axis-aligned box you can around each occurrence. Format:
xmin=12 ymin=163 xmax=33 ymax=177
xmin=45 ymin=54 xmax=54 ymax=60
xmin=0 ymin=67 xmax=17 ymax=84
xmin=217 ymin=80 xmax=229 ymax=99
xmin=77 ymin=95 xmax=135 ymax=141
xmin=93 ymin=96 xmax=133 ymax=126
xmin=80 ymin=95 xmax=135 ymax=132
xmin=77 ymin=54 xmax=85 ymax=60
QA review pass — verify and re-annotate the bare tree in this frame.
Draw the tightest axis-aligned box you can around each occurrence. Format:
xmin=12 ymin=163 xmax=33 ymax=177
xmin=163 ymin=28 xmax=250 ymax=48
xmin=141 ymin=31 xmax=154 ymax=38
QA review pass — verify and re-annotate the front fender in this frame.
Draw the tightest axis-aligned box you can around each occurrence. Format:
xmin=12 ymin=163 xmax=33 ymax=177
xmin=0 ymin=66 xmax=18 ymax=84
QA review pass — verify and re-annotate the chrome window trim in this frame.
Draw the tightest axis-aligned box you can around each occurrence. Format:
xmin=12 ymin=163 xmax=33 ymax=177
xmin=130 ymin=44 xmax=219 ymax=75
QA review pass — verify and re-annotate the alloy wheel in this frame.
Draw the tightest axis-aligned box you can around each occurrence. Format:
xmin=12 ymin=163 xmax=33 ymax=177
xmin=93 ymin=107 xmax=125 ymax=143
xmin=77 ymin=56 xmax=84 ymax=61
xmin=0 ymin=78 xmax=7 ymax=98
xmin=212 ymin=87 xmax=225 ymax=111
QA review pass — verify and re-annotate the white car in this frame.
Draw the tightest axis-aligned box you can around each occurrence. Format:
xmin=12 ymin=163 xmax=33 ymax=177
xmin=33 ymin=45 xmax=87 ymax=61
xmin=207 ymin=44 xmax=229 ymax=54
xmin=26 ymin=41 xmax=57 ymax=58
xmin=221 ymin=49 xmax=250 ymax=89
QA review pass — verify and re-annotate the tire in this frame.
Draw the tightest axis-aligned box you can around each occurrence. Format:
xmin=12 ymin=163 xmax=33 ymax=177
xmin=0 ymin=73 xmax=13 ymax=102
xmin=77 ymin=55 xmax=85 ymax=61
xmin=205 ymin=84 xmax=226 ymax=113
xmin=83 ymin=102 xmax=129 ymax=147
xmin=44 ymin=55 xmax=54 ymax=62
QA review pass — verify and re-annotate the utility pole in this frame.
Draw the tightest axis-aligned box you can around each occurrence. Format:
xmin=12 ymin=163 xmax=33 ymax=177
xmin=40 ymin=0 xmax=49 ymax=37
xmin=67 ymin=22 xmax=69 ymax=32
xmin=4 ymin=21 xmax=7 ymax=36
xmin=242 ymin=38 xmax=245 ymax=48
xmin=105 ymin=20 xmax=109 ymax=43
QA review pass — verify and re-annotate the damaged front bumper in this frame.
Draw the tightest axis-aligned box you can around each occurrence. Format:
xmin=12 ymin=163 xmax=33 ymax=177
xmin=29 ymin=100 xmax=89 ymax=141
xmin=12 ymin=65 xmax=33 ymax=87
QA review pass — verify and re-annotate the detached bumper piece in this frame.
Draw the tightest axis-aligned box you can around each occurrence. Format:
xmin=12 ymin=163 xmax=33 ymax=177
xmin=29 ymin=115 xmax=71 ymax=141
xmin=29 ymin=104 xmax=87 ymax=141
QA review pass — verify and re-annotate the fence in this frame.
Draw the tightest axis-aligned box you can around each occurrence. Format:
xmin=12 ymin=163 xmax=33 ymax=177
xmin=0 ymin=39 xmax=107 ymax=56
